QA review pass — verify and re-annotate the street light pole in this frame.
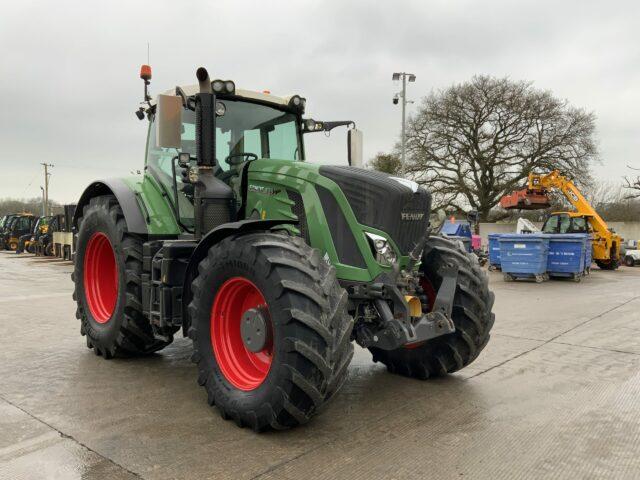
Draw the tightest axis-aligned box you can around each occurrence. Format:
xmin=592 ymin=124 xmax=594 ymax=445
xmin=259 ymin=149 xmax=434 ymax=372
xmin=392 ymin=72 xmax=416 ymax=175
xmin=401 ymin=73 xmax=407 ymax=169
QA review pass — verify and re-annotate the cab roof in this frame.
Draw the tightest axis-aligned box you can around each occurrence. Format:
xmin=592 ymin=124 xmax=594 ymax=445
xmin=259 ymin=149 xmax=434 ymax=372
xmin=550 ymin=211 xmax=593 ymax=218
xmin=158 ymin=84 xmax=295 ymax=108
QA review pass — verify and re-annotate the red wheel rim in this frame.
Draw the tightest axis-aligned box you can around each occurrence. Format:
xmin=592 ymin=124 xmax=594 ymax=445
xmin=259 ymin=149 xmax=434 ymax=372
xmin=83 ymin=232 xmax=118 ymax=324
xmin=211 ymin=277 xmax=273 ymax=391
xmin=404 ymin=277 xmax=437 ymax=350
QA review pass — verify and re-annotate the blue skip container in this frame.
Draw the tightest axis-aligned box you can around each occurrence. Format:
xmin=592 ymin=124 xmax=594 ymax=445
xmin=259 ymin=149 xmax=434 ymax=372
xmin=499 ymin=234 xmax=549 ymax=282
xmin=488 ymin=233 xmax=504 ymax=270
xmin=546 ymin=234 xmax=588 ymax=281
xmin=584 ymin=235 xmax=593 ymax=273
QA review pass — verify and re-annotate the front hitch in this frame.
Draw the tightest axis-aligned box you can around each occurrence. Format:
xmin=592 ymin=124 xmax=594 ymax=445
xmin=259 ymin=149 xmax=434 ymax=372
xmin=355 ymin=264 xmax=458 ymax=351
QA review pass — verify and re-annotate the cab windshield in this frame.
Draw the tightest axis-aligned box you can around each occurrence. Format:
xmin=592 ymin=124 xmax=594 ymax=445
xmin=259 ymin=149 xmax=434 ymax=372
xmin=148 ymin=100 xmax=302 ymax=173
xmin=146 ymin=99 xmax=302 ymax=227
xmin=214 ymin=100 xmax=302 ymax=167
xmin=542 ymin=214 xmax=590 ymax=234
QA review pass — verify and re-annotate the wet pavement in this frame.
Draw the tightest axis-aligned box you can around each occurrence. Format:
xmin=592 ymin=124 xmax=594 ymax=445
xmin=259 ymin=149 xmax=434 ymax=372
xmin=1 ymin=250 xmax=640 ymax=479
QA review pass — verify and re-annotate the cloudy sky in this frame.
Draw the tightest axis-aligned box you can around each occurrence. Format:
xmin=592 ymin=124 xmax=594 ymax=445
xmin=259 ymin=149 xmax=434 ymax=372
xmin=1 ymin=0 xmax=639 ymax=203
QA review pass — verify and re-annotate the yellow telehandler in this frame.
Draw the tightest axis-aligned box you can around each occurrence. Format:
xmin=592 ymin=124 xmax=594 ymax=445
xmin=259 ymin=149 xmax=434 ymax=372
xmin=500 ymin=170 xmax=621 ymax=270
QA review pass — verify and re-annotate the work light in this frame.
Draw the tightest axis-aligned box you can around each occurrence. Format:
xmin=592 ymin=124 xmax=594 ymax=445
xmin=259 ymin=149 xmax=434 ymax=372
xmin=212 ymin=80 xmax=225 ymax=93
xmin=288 ymin=95 xmax=306 ymax=112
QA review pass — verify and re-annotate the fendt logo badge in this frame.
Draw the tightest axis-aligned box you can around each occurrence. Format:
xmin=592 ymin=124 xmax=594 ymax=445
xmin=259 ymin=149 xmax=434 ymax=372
xmin=401 ymin=212 xmax=425 ymax=221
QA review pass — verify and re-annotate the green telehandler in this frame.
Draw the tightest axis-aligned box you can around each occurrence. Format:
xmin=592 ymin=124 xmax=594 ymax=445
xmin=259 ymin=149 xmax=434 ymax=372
xmin=72 ymin=65 xmax=495 ymax=430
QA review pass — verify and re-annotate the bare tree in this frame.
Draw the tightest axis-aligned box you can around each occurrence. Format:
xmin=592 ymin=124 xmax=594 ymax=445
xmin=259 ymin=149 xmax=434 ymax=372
xmin=368 ymin=152 xmax=402 ymax=175
xmin=0 ymin=197 xmax=63 ymax=217
xmin=624 ymin=166 xmax=640 ymax=199
xmin=404 ymin=75 xmax=598 ymax=221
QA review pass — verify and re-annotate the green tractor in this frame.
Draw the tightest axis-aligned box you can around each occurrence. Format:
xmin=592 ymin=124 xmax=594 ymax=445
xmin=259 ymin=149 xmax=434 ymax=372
xmin=72 ymin=66 xmax=495 ymax=431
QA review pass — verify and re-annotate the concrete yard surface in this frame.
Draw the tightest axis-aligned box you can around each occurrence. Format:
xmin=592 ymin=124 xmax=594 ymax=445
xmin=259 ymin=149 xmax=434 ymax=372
xmin=1 ymin=251 xmax=640 ymax=479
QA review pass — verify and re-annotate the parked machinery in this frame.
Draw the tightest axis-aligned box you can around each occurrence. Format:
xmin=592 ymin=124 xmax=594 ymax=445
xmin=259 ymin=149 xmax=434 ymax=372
xmin=16 ymin=216 xmax=50 ymax=254
xmin=53 ymin=204 xmax=76 ymax=259
xmin=500 ymin=170 xmax=621 ymax=270
xmin=35 ymin=215 xmax=61 ymax=256
xmin=2 ymin=214 xmax=37 ymax=251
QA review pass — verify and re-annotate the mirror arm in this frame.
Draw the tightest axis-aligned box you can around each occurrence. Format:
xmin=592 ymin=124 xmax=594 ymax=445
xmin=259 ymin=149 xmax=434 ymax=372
xmin=322 ymin=120 xmax=355 ymax=132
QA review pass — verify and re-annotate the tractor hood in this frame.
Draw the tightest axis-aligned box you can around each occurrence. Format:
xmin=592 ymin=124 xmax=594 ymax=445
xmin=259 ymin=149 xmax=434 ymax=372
xmin=318 ymin=166 xmax=431 ymax=254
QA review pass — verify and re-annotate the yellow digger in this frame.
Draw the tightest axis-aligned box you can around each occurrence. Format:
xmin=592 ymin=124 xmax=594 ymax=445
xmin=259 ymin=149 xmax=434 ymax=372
xmin=500 ymin=170 xmax=621 ymax=270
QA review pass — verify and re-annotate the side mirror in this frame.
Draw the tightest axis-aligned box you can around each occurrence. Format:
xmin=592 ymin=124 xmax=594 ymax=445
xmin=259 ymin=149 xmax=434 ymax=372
xmin=347 ymin=128 xmax=363 ymax=167
xmin=156 ymin=94 xmax=182 ymax=148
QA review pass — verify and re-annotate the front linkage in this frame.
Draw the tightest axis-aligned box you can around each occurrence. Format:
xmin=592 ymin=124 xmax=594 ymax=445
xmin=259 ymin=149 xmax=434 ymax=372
xmin=350 ymin=233 xmax=457 ymax=350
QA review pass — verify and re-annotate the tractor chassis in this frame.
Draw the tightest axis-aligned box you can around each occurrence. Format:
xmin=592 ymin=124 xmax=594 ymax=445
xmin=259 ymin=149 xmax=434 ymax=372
xmin=138 ymin=238 xmax=458 ymax=350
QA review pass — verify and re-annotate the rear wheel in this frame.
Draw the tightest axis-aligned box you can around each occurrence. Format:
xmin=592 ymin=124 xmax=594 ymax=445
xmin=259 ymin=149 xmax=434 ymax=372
xmin=188 ymin=233 xmax=354 ymax=431
xmin=370 ymin=235 xmax=495 ymax=379
xmin=625 ymin=256 xmax=635 ymax=267
xmin=73 ymin=195 xmax=171 ymax=358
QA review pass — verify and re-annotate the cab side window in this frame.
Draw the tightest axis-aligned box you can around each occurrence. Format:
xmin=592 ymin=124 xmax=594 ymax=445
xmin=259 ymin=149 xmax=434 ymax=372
xmin=571 ymin=217 xmax=588 ymax=233
xmin=146 ymin=109 xmax=196 ymax=227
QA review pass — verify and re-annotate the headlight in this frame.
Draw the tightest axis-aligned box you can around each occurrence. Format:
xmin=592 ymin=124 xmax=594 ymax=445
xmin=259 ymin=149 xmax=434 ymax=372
xmin=365 ymin=232 xmax=397 ymax=266
xmin=224 ymin=80 xmax=235 ymax=93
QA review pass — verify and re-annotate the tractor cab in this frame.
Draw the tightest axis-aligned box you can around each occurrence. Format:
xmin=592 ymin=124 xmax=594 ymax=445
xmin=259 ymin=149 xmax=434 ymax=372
xmin=542 ymin=212 xmax=591 ymax=234
xmin=143 ymin=75 xmax=362 ymax=235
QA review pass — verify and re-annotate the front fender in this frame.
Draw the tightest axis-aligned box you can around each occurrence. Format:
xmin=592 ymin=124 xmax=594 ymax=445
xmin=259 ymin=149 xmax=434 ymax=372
xmin=73 ymin=179 xmax=148 ymax=235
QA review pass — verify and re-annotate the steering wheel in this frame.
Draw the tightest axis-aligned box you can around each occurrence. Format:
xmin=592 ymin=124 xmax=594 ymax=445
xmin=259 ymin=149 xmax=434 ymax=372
xmin=225 ymin=152 xmax=258 ymax=166
xmin=217 ymin=153 xmax=258 ymax=183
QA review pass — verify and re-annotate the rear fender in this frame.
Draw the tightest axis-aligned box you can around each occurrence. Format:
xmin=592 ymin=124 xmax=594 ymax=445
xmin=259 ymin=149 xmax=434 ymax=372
xmin=181 ymin=219 xmax=295 ymax=335
xmin=73 ymin=179 xmax=148 ymax=235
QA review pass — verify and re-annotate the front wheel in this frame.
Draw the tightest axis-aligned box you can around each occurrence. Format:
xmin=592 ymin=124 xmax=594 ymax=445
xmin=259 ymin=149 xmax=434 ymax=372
xmin=370 ymin=235 xmax=495 ymax=379
xmin=188 ymin=233 xmax=354 ymax=431
xmin=625 ymin=256 xmax=635 ymax=267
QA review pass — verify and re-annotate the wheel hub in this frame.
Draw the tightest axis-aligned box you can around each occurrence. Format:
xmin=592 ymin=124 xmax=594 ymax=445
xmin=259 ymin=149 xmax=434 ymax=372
xmin=210 ymin=277 xmax=273 ymax=391
xmin=240 ymin=307 xmax=268 ymax=353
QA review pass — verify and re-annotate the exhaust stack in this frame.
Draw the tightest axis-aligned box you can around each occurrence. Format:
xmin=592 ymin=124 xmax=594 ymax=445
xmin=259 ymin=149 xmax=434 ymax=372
xmin=196 ymin=67 xmax=213 ymax=94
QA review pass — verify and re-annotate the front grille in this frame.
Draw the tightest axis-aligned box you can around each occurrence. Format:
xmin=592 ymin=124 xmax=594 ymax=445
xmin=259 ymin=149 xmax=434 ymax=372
xmin=316 ymin=186 xmax=367 ymax=268
xmin=286 ymin=190 xmax=310 ymax=244
xmin=319 ymin=166 xmax=431 ymax=254
xmin=202 ymin=200 xmax=231 ymax=233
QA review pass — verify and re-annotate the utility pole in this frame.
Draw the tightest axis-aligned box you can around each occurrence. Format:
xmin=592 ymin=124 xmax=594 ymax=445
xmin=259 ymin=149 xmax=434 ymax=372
xmin=40 ymin=163 xmax=53 ymax=215
xmin=392 ymin=72 xmax=416 ymax=174
xmin=40 ymin=187 xmax=45 ymax=216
